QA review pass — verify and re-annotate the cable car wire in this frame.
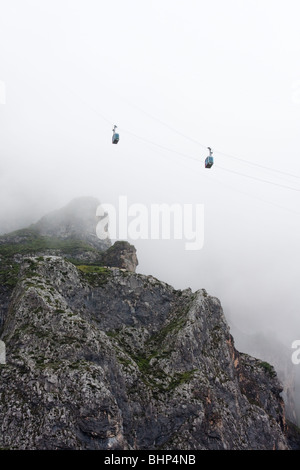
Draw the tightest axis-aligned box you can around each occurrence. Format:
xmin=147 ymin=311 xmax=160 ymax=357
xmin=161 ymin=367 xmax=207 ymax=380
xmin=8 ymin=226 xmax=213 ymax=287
xmin=121 ymin=126 xmax=300 ymax=216
xmin=214 ymin=148 xmax=300 ymax=180
xmin=60 ymin=82 xmax=300 ymax=194
xmin=120 ymin=127 xmax=201 ymax=162
xmin=116 ymin=96 xmax=300 ymax=181
xmin=216 ymin=165 xmax=300 ymax=193
xmin=120 ymin=127 xmax=300 ymax=193
xmin=119 ymin=100 xmax=208 ymax=149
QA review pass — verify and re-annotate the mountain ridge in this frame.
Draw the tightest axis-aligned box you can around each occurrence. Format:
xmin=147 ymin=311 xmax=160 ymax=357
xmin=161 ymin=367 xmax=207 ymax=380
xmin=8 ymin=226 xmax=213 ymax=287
xmin=0 ymin=197 xmax=299 ymax=450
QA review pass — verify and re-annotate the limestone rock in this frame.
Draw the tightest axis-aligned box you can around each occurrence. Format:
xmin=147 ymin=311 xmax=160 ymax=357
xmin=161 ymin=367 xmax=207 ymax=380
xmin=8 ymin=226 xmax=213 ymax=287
xmin=0 ymin=198 xmax=111 ymax=330
xmin=100 ymin=241 xmax=138 ymax=272
xmin=0 ymin=255 xmax=296 ymax=450
xmin=0 ymin=340 xmax=5 ymax=364
xmin=0 ymin=198 xmax=298 ymax=450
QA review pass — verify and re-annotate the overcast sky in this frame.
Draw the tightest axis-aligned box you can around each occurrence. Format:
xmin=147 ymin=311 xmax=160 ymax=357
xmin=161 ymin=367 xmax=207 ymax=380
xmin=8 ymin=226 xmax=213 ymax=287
xmin=0 ymin=0 xmax=300 ymax=351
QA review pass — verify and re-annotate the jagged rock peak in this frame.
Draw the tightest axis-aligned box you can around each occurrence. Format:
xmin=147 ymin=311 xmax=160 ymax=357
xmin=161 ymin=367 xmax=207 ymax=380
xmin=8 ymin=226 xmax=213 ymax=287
xmin=34 ymin=196 xmax=111 ymax=251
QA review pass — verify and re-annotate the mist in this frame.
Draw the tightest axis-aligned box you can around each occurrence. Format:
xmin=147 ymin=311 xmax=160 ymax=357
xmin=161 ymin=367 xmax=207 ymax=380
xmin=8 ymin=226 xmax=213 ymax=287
xmin=1 ymin=0 xmax=300 ymax=383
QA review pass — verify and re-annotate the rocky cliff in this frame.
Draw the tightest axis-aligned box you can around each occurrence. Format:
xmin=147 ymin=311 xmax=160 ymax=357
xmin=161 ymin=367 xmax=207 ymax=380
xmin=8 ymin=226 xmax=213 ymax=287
xmin=0 ymin=198 xmax=299 ymax=450
xmin=0 ymin=197 xmax=111 ymax=329
xmin=229 ymin=325 xmax=299 ymax=426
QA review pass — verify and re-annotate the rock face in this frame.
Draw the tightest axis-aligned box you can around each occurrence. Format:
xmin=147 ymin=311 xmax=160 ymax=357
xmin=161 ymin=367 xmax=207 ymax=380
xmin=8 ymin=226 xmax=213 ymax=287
xmin=0 ymin=197 xmax=299 ymax=450
xmin=0 ymin=254 xmax=297 ymax=450
xmin=100 ymin=241 xmax=138 ymax=272
xmin=230 ymin=326 xmax=299 ymax=426
xmin=0 ymin=340 xmax=5 ymax=364
xmin=0 ymin=197 xmax=114 ymax=330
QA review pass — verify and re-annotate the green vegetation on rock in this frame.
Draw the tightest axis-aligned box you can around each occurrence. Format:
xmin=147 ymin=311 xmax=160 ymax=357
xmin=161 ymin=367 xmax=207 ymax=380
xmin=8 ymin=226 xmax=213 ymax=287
xmin=76 ymin=265 xmax=111 ymax=286
xmin=0 ymin=263 xmax=20 ymax=288
xmin=258 ymin=361 xmax=277 ymax=378
xmin=0 ymin=228 xmax=98 ymax=259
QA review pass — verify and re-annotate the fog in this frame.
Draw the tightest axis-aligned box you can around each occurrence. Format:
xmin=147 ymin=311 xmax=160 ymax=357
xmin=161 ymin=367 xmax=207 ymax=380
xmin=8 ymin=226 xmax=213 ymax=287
xmin=1 ymin=0 xmax=300 ymax=385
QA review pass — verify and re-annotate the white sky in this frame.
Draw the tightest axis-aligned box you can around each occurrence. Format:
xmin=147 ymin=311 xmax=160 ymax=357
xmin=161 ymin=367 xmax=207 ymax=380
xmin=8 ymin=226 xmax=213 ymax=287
xmin=0 ymin=0 xmax=300 ymax=349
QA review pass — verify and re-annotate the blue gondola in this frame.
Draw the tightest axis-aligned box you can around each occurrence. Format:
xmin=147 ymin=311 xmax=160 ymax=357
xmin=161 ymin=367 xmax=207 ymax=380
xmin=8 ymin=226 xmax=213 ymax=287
xmin=112 ymin=125 xmax=119 ymax=144
xmin=205 ymin=147 xmax=214 ymax=168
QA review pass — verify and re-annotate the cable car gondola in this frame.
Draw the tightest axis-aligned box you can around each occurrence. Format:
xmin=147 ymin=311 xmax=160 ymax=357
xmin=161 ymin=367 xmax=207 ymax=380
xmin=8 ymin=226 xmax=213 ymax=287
xmin=112 ymin=125 xmax=119 ymax=144
xmin=205 ymin=147 xmax=214 ymax=168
